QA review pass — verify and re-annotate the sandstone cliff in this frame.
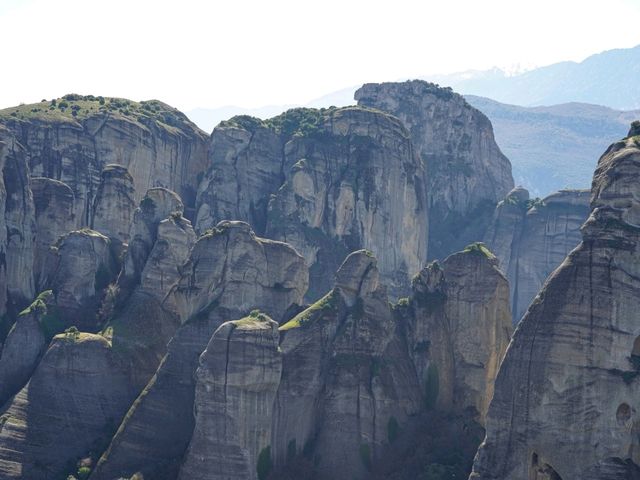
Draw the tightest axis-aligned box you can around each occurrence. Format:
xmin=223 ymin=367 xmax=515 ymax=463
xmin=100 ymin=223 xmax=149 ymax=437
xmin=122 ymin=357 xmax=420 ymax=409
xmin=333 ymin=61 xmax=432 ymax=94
xmin=484 ymin=187 xmax=590 ymax=322
xmin=404 ymin=245 xmax=513 ymax=425
xmin=92 ymin=221 xmax=308 ymax=480
xmin=355 ymin=80 xmax=514 ymax=260
xmin=0 ymin=126 xmax=35 ymax=317
xmin=196 ymin=107 xmax=428 ymax=298
xmin=91 ymin=164 xmax=136 ymax=245
xmin=471 ymin=123 xmax=640 ymax=479
xmin=0 ymin=95 xmax=208 ymax=224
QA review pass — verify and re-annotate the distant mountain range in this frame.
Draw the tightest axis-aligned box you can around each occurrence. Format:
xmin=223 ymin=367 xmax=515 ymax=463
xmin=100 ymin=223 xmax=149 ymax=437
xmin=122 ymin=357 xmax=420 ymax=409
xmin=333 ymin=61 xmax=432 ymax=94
xmin=429 ymin=44 xmax=640 ymax=110
xmin=186 ymin=44 xmax=640 ymax=196
xmin=464 ymin=96 xmax=640 ymax=196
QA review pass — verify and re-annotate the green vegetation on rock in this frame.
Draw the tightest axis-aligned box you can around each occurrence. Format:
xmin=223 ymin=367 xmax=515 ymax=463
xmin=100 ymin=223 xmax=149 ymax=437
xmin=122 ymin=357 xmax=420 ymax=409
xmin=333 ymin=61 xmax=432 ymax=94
xmin=0 ymin=94 xmax=197 ymax=134
xmin=462 ymin=242 xmax=496 ymax=259
xmin=279 ymin=291 xmax=336 ymax=331
xmin=257 ymin=445 xmax=272 ymax=480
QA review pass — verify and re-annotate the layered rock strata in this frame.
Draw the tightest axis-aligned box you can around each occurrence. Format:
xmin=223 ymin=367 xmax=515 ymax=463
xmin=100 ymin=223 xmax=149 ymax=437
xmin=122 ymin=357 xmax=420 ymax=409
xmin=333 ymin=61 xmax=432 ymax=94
xmin=196 ymin=107 xmax=428 ymax=297
xmin=355 ymin=80 xmax=514 ymax=260
xmin=484 ymin=187 xmax=590 ymax=322
xmin=471 ymin=124 xmax=640 ymax=479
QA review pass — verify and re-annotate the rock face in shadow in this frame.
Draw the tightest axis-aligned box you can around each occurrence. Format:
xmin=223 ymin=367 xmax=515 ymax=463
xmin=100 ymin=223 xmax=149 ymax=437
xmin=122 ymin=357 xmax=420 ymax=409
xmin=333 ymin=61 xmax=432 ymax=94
xmin=43 ymin=228 xmax=117 ymax=330
xmin=91 ymin=164 xmax=136 ymax=245
xmin=471 ymin=124 xmax=640 ymax=479
xmin=0 ymin=332 xmax=134 ymax=480
xmin=0 ymin=126 xmax=35 ymax=316
xmin=196 ymin=107 xmax=428 ymax=298
xmin=91 ymin=221 xmax=308 ymax=480
xmin=355 ymin=80 xmax=514 ymax=260
xmin=179 ymin=314 xmax=282 ymax=480
xmin=484 ymin=187 xmax=590 ymax=322
xmin=31 ymin=177 xmax=75 ymax=289
xmin=274 ymin=250 xmax=423 ymax=479
xmin=0 ymin=97 xmax=208 ymax=225
xmin=405 ymin=245 xmax=513 ymax=425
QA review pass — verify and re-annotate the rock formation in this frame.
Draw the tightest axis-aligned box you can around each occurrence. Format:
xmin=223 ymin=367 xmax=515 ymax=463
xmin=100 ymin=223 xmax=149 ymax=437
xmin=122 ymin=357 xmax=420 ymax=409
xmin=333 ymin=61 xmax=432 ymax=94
xmin=179 ymin=313 xmax=282 ymax=480
xmin=91 ymin=221 xmax=308 ymax=480
xmin=31 ymin=177 xmax=75 ymax=288
xmin=404 ymin=244 xmax=513 ymax=425
xmin=197 ymin=107 xmax=428 ymax=298
xmin=44 ymin=229 xmax=117 ymax=330
xmin=484 ymin=187 xmax=590 ymax=322
xmin=0 ymin=126 xmax=36 ymax=317
xmin=471 ymin=124 xmax=640 ymax=479
xmin=355 ymin=80 xmax=514 ymax=260
xmin=0 ymin=95 xmax=208 ymax=224
xmin=91 ymin=164 xmax=136 ymax=245
xmin=0 ymin=331 xmax=134 ymax=480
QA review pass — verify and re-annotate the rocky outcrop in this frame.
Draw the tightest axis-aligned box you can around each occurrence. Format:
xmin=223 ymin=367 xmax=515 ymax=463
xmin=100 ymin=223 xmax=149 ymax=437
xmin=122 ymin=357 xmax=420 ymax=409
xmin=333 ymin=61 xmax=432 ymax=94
xmin=31 ymin=177 xmax=75 ymax=289
xmin=0 ymin=291 xmax=51 ymax=408
xmin=196 ymin=118 xmax=282 ymax=235
xmin=197 ymin=107 xmax=428 ymax=298
xmin=355 ymin=80 xmax=514 ymax=260
xmin=92 ymin=221 xmax=308 ymax=480
xmin=484 ymin=187 xmax=590 ymax=322
xmin=91 ymin=164 xmax=136 ymax=245
xmin=0 ymin=96 xmax=208 ymax=225
xmin=0 ymin=126 xmax=35 ymax=316
xmin=119 ymin=187 xmax=185 ymax=291
xmin=405 ymin=244 xmax=512 ymax=425
xmin=179 ymin=314 xmax=282 ymax=480
xmin=274 ymin=250 xmax=422 ymax=479
xmin=0 ymin=332 xmax=134 ymax=480
xmin=471 ymin=125 xmax=640 ymax=479
xmin=44 ymin=229 xmax=117 ymax=330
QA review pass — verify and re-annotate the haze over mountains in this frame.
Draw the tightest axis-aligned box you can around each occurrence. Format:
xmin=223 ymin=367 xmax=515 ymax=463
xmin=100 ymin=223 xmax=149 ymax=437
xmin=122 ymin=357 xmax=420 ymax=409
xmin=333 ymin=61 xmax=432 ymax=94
xmin=188 ymin=44 xmax=640 ymax=196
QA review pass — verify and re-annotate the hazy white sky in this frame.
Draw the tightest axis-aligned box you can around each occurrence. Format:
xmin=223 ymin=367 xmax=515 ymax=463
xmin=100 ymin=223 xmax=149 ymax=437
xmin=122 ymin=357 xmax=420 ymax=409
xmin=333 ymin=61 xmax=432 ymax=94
xmin=1 ymin=0 xmax=639 ymax=111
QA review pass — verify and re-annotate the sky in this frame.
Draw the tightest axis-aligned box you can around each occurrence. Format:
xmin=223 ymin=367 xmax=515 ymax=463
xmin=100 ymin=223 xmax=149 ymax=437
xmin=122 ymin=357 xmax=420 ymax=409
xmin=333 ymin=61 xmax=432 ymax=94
xmin=1 ymin=0 xmax=640 ymax=111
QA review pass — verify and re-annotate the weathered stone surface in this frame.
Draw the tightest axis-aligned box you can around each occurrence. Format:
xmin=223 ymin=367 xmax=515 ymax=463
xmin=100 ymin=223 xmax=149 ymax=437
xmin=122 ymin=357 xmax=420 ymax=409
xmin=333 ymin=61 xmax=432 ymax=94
xmin=196 ymin=119 xmax=282 ymax=235
xmin=44 ymin=229 xmax=116 ymax=330
xmin=407 ymin=245 xmax=512 ymax=425
xmin=0 ymin=332 xmax=134 ymax=480
xmin=471 ymin=126 xmax=640 ymax=479
xmin=0 ymin=97 xmax=208 ymax=225
xmin=196 ymin=107 xmax=428 ymax=298
xmin=31 ymin=177 xmax=75 ymax=289
xmin=0 ymin=292 xmax=50 ymax=408
xmin=179 ymin=314 xmax=282 ymax=480
xmin=484 ymin=187 xmax=590 ymax=322
xmin=92 ymin=221 xmax=308 ymax=480
xmin=355 ymin=80 xmax=514 ymax=260
xmin=119 ymin=187 xmax=185 ymax=290
xmin=0 ymin=126 xmax=35 ymax=316
xmin=274 ymin=250 xmax=422 ymax=479
xmin=91 ymin=164 xmax=136 ymax=245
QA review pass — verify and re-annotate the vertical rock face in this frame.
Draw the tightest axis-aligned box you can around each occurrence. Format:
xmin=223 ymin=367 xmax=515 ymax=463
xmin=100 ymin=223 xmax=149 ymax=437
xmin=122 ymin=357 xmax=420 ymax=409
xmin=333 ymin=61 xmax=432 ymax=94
xmin=179 ymin=314 xmax=282 ymax=480
xmin=274 ymin=250 xmax=423 ymax=480
xmin=119 ymin=187 xmax=185 ymax=290
xmin=0 ymin=96 xmax=208 ymax=225
xmin=196 ymin=118 xmax=283 ymax=235
xmin=484 ymin=187 xmax=590 ymax=322
xmin=355 ymin=80 xmax=514 ymax=260
xmin=91 ymin=164 xmax=136 ymax=245
xmin=0 ymin=333 xmax=133 ymax=480
xmin=0 ymin=126 xmax=35 ymax=316
xmin=197 ymin=107 xmax=428 ymax=298
xmin=471 ymin=126 xmax=640 ymax=479
xmin=92 ymin=221 xmax=308 ymax=480
xmin=0 ymin=292 xmax=50 ymax=408
xmin=407 ymin=245 xmax=513 ymax=425
xmin=31 ymin=177 xmax=75 ymax=289
xmin=45 ymin=229 xmax=116 ymax=330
